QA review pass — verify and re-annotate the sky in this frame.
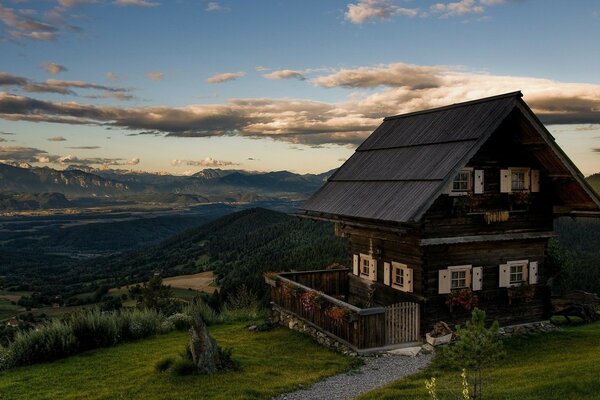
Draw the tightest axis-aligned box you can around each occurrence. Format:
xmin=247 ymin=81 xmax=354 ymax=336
xmin=1 ymin=0 xmax=600 ymax=175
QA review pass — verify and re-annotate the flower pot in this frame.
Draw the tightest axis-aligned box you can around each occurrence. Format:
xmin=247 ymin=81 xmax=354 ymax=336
xmin=426 ymin=332 xmax=452 ymax=346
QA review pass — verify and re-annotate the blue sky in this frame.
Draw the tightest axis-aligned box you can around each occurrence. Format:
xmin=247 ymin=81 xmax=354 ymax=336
xmin=1 ymin=0 xmax=600 ymax=174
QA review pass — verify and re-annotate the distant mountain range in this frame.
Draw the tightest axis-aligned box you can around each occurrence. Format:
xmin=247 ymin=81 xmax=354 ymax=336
xmin=0 ymin=163 xmax=335 ymax=207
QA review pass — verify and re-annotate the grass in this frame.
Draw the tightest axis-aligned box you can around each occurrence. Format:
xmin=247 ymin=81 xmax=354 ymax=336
xmin=0 ymin=322 xmax=356 ymax=400
xmin=358 ymin=321 xmax=600 ymax=400
xmin=0 ymin=299 xmax=24 ymax=320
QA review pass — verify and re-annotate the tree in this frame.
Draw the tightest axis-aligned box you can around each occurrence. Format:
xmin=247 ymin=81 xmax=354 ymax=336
xmin=443 ymin=308 xmax=505 ymax=399
xmin=140 ymin=274 xmax=172 ymax=310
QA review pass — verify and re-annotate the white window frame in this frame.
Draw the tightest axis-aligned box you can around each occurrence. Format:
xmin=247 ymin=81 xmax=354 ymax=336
xmin=450 ymin=168 xmax=473 ymax=195
xmin=447 ymin=265 xmax=472 ymax=291
xmin=511 ymin=168 xmax=528 ymax=192
xmin=359 ymin=253 xmax=377 ymax=282
xmin=390 ymin=262 xmax=413 ymax=292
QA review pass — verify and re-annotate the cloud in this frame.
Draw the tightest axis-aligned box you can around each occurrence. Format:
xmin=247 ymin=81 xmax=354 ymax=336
xmin=255 ymin=66 xmax=268 ymax=72
xmin=47 ymin=136 xmax=67 ymax=141
xmin=344 ymin=0 xmax=418 ymax=24
xmin=146 ymin=71 xmax=164 ymax=81
xmin=57 ymin=0 xmax=97 ymax=7
xmin=263 ymin=69 xmax=306 ymax=81
xmin=113 ymin=0 xmax=159 ymax=7
xmin=2 ymin=62 xmax=600 ymax=147
xmin=171 ymin=157 xmax=238 ymax=167
xmin=312 ymin=63 xmax=444 ymax=89
xmin=127 ymin=157 xmax=140 ymax=165
xmin=206 ymin=2 xmax=228 ymax=12
xmin=0 ymin=146 xmax=51 ymax=164
xmin=430 ymin=0 xmax=484 ymax=17
xmin=106 ymin=72 xmax=119 ymax=81
xmin=0 ymin=145 xmax=140 ymax=168
xmin=41 ymin=62 xmax=68 ymax=75
xmin=206 ymin=71 xmax=245 ymax=84
xmin=66 ymin=146 xmax=101 ymax=149
xmin=0 ymin=131 xmax=15 ymax=135
xmin=0 ymin=4 xmax=59 ymax=41
xmin=0 ymin=72 xmax=133 ymax=99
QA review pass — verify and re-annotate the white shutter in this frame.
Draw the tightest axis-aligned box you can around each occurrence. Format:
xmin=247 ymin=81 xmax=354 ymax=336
xmin=474 ymin=170 xmax=484 ymax=194
xmin=438 ymin=269 xmax=451 ymax=294
xmin=499 ymin=264 xmax=510 ymax=287
xmin=529 ymin=261 xmax=539 ymax=284
xmin=403 ymin=267 xmax=413 ymax=293
xmin=524 ymin=169 xmax=531 ymax=191
xmin=531 ymin=170 xmax=540 ymax=192
xmin=353 ymin=254 xmax=359 ymax=276
xmin=369 ymin=258 xmax=377 ymax=282
xmin=383 ymin=262 xmax=391 ymax=286
xmin=472 ymin=267 xmax=483 ymax=291
xmin=500 ymin=169 xmax=511 ymax=193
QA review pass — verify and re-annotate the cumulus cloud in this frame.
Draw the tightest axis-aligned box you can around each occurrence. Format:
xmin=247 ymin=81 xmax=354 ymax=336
xmin=0 ymin=145 xmax=140 ymax=168
xmin=206 ymin=71 xmax=245 ymax=84
xmin=430 ymin=0 xmax=484 ymax=17
xmin=0 ymin=4 xmax=59 ymax=41
xmin=344 ymin=0 xmax=418 ymax=24
xmin=263 ymin=69 xmax=307 ymax=81
xmin=0 ymin=72 xmax=133 ymax=99
xmin=66 ymin=146 xmax=101 ymax=149
xmin=145 ymin=71 xmax=164 ymax=81
xmin=47 ymin=136 xmax=67 ymax=141
xmin=113 ymin=0 xmax=159 ymax=7
xmin=206 ymin=2 xmax=228 ymax=12
xmin=2 ymin=62 xmax=600 ymax=147
xmin=41 ymin=62 xmax=68 ymax=75
xmin=171 ymin=157 xmax=238 ymax=167
xmin=312 ymin=63 xmax=444 ymax=89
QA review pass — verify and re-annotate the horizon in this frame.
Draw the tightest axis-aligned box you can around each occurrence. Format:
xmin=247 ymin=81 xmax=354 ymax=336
xmin=1 ymin=0 xmax=600 ymax=175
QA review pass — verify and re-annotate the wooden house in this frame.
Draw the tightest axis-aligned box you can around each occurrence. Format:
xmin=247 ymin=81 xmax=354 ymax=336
xmin=267 ymin=92 xmax=600 ymax=353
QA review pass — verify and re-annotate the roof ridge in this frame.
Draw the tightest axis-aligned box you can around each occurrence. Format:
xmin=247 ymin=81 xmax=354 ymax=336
xmin=383 ymin=91 xmax=522 ymax=121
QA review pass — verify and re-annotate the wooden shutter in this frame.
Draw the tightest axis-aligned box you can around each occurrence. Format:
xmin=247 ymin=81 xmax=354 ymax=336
xmin=531 ymin=170 xmax=540 ymax=192
xmin=383 ymin=262 xmax=391 ymax=286
xmin=529 ymin=261 xmax=539 ymax=284
xmin=499 ymin=264 xmax=510 ymax=287
xmin=438 ymin=269 xmax=451 ymax=294
xmin=524 ymin=169 xmax=531 ymax=191
xmin=353 ymin=254 xmax=359 ymax=276
xmin=403 ymin=267 xmax=413 ymax=293
xmin=474 ymin=170 xmax=484 ymax=194
xmin=369 ymin=258 xmax=377 ymax=282
xmin=500 ymin=169 xmax=511 ymax=193
xmin=472 ymin=267 xmax=483 ymax=291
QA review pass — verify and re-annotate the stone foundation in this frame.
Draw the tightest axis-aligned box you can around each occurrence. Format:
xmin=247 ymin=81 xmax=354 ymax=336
xmin=498 ymin=320 xmax=557 ymax=336
xmin=271 ymin=306 xmax=357 ymax=356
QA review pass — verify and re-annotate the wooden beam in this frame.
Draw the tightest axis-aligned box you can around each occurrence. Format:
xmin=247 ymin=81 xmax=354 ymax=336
xmin=295 ymin=212 xmax=414 ymax=234
xmin=420 ymin=231 xmax=556 ymax=246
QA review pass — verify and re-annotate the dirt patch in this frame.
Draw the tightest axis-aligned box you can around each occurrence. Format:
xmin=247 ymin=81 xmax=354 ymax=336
xmin=163 ymin=271 xmax=217 ymax=294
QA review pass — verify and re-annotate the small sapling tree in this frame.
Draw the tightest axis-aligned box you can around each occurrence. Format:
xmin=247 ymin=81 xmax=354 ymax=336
xmin=443 ymin=308 xmax=505 ymax=399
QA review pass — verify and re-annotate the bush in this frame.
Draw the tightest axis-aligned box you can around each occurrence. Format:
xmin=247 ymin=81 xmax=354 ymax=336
xmin=120 ymin=308 xmax=163 ymax=340
xmin=68 ymin=310 xmax=119 ymax=351
xmin=154 ymin=356 xmax=175 ymax=372
xmin=170 ymin=357 xmax=197 ymax=376
xmin=166 ymin=313 xmax=193 ymax=331
xmin=9 ymin=319 xmax=77 ymax=366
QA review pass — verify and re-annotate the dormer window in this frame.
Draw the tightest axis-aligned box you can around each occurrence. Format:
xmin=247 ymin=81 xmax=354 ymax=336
xmin=452 ymin=170 xmax=472 ymax=192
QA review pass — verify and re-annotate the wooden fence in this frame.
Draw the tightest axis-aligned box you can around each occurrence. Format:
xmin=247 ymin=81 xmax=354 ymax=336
xmin=269 ymin=271 xmax=421 ymax=350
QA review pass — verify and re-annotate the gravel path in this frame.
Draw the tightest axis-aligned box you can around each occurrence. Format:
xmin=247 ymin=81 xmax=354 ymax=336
xmin=274 ymin=352 xmax=433 ymax=400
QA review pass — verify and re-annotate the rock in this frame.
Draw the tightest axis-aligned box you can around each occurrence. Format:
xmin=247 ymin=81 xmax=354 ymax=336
xmin=248 ymin=325 xmax=257 ymax=331
xmin=387 ymin=346 xmax=421 ymax=357
xmin=189 ymin=315 xmax=221 ymax=374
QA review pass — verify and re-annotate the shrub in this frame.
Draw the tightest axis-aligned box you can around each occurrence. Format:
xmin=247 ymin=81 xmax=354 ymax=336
xmin=68 ymin=310 xmax=119 ymax=351
xmin=183 ymin=301 xmax=218 ymax=326
xmin=154 ymin=356 xmax=175 ymax=372
xmin=120 ymin=308 xmax=163 ymax=340
xmin=9 ymin=319 xmax=77 ymax=366
xmin=166 ymin=313 xmax=193 ymax=331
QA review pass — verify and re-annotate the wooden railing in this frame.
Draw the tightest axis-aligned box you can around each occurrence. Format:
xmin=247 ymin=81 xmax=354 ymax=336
xmin=268 ymin=270 xmax=420 ymax=350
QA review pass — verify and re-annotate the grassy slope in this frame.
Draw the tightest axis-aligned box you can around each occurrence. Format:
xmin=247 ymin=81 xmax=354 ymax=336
xmin=0 ymin=323 xmax=355 ymax=400
xmin=359 ymin=322 xmax=600 ymax=400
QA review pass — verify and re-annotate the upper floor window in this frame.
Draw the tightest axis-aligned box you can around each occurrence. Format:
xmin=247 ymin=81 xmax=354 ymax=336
xmin=452 ymin=170 xmax=471 ymax=192
xmin=451 ymin=270 xmax=467 ymax=289
xmin=361 ymin=257 xmax=370 ymax=276
xmin=509 ymin=264 xmax=525 ymax=284
xmin=393 ymin=265 xmax=404 ymax=287
xmin=511 ymin=171 xmax=526 ymax=191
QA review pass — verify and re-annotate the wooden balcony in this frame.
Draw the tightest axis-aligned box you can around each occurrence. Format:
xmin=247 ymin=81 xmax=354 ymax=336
xmin=266 ymin=268 xmax=421 ymax=353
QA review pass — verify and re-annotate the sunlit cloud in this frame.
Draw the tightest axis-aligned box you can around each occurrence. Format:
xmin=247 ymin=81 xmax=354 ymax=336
xmin=171 ymin=157 xmax=238 ymax=167
xmin=206 ymin=71 xmax=246 ymax=84
xmin=344 ymin=0 xmax=418 ymax=24
xmin=263 ymin=69 xmax=306 ymax=81
xmin=145 ymin=71 xmax=164 ymax=81
xmin=66 ymin=146 xmax=101 ymax=149
xmin=205 ymin=2 xmax=228 ymax=12
xmin=47 ymin=136 xmax=67 ymax=141
xmin=40 ymin=62 xmax=68 ymax=75
xmin=113 ymin=0 xmax=159 ymax=7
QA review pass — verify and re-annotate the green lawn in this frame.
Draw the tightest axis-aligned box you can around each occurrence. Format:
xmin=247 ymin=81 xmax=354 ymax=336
xmin=0 ymin=323 xmax=356 ymax=400
xmin=0 ymin=299 xmax=24 ymax=320
xmin=359 ymin=322 xmax=600 ymax=400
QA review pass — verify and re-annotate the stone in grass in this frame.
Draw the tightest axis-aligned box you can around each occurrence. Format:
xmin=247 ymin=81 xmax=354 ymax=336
xmin=189 ymin=315 xmax=238 ymax=374
xmin=387 ymin=346 xmax=422 ymax=357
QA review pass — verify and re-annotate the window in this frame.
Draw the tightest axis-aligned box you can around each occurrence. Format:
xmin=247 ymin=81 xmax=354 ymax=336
xmin=509 ymin=264 xmax=525 ymax=284
xmin=511 ymin=171 xmax=526 ymax=191
xmin=393 ymin=266 xmax=404 ymax=287
xmin=361 ymin=258 xmax=370 ymax=276
xmin=452 ymin=170 xmax=471 ymax=192
xmin=451 ymin=270 xmax=467 ymax=289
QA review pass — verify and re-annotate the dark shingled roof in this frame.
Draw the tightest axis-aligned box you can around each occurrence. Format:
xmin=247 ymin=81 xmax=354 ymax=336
xmin=302 ymin=91 xmax=600 ymax=223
